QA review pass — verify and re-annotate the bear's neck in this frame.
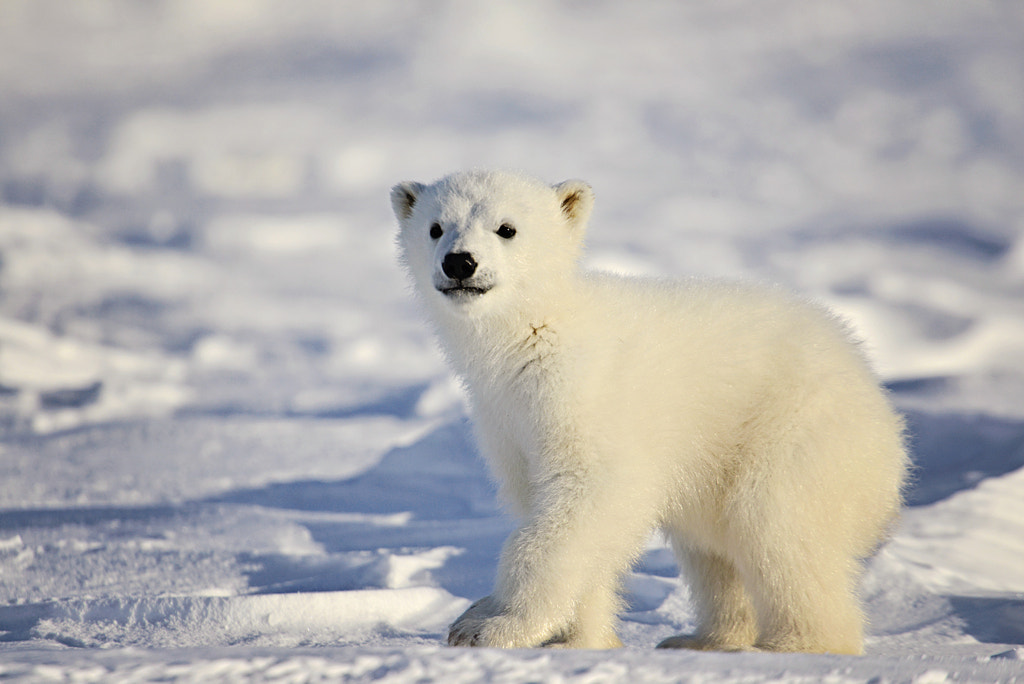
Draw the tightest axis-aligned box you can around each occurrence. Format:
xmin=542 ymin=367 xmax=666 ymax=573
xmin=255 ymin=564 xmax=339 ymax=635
xmin=432 ymin=294 xmax=573 ymax=388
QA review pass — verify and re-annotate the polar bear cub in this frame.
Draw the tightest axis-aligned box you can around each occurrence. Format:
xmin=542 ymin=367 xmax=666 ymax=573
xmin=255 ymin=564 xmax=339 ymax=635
xmin=391 ymin=170 xmax=908 ymax=654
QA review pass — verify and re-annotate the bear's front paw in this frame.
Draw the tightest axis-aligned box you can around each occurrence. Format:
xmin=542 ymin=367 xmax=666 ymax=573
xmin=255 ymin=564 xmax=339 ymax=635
xmin=448 ymin=596 xmax=538 ymax=648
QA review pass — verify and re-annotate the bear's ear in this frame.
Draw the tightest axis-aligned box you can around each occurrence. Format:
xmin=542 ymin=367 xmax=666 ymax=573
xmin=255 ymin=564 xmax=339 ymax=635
xmin=553 ymin=180 xmax=594 ymax=231
xmin=390 ymin=181 xmax=425 ymax=221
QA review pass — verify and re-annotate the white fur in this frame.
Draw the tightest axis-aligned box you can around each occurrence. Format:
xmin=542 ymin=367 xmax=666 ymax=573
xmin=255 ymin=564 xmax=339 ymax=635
xmin=391 ymin=170 xmax=908 ymax=653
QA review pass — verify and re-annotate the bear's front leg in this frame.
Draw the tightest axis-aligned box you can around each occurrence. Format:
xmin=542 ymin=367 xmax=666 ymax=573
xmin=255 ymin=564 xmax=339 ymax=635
xmin=448 ymin=466 xmax=657 ymax=649
xmin=446 ymin=520 xmax=576 ymax=649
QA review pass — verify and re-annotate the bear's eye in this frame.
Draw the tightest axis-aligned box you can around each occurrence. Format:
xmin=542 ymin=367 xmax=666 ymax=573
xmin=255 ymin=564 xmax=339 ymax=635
xmin=429 ymin=223 xmax=443 ymax=240
xmin=496 ymin=223 xmax=516 ymax=240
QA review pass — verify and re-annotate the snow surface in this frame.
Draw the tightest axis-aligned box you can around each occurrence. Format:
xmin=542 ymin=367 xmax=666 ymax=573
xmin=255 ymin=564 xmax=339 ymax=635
xmin=2 ymin=0 xmax=1024 ymax=681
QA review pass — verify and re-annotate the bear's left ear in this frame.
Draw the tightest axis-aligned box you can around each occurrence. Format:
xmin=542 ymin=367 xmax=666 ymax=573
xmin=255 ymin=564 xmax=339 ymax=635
xmin=390 ymin=181 xmax=425 ymax=221
xmin=553 ymin=180 xmax=594 ymax=231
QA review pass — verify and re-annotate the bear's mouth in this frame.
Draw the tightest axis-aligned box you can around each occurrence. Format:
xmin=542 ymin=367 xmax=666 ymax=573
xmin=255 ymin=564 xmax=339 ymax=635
xmin=439 ymin=284 xmax=491 ymax=298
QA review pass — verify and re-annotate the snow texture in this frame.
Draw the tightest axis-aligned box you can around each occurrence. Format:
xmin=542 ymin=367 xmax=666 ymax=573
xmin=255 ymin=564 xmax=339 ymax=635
xmin=1 ymin=0 xmax=1023 ymax=681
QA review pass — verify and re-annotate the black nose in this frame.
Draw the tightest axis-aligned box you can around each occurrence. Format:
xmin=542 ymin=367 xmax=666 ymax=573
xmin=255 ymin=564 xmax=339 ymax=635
xmin=442 ymin=252 xmax=477 ymax=280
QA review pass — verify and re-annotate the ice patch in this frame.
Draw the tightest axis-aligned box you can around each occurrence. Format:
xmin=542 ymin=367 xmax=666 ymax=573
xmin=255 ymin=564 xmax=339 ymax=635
xmin=384 ymin=547 xmax=463 ymax=590
xmin=889 ymin=465 xmax=1024 ymax=594
xmin=0 ymin=535 xmax=23 ymax=552
xmin=202 ymin=214 xmax=350 ymax=255
xmin=0 ymin=315 xmax=191 ymax=433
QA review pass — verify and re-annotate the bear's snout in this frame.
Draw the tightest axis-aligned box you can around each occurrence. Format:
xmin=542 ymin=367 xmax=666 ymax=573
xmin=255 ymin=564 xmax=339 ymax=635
xmin=442 ymin=252 xmax=478 ymax=280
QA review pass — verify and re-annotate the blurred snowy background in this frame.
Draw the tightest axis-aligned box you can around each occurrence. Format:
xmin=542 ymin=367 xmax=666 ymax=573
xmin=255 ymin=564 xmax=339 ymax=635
xmin=1 ymin=1 xmax=1023 ymax=680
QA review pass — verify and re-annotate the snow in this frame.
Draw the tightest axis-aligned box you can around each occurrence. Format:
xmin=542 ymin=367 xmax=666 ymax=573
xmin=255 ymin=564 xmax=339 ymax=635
xmin=1 ymin=0 xmax=1023 ymax=680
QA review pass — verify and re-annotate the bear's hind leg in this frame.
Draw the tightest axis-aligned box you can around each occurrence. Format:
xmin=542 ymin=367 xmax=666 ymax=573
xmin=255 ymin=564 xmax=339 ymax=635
xmin=744 ymin=545 xmax=865 ymax=655
xmin=658 ymin=545 xmax=758 ymax=651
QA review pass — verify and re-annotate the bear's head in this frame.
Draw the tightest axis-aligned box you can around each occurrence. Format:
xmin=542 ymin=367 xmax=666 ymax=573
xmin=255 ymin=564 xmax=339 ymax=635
xmin=391 ymin=170 xmax=593 ymax=320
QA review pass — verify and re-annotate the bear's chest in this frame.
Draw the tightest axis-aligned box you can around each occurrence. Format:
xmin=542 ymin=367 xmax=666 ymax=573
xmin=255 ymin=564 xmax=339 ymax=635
xmin=466 ymin=320 xmax=575 ymax=436
xmin=511 ymin=322 xmax=560 ymax=382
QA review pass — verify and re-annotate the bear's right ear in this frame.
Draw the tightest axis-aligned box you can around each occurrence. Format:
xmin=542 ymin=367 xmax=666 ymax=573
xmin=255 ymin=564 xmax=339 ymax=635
xmin=553 ymin=180 xmax=594 ymax=232
xmin=390 ymin=182 xmax=424 ymax=221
